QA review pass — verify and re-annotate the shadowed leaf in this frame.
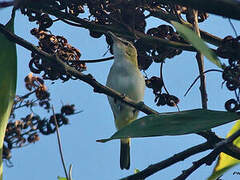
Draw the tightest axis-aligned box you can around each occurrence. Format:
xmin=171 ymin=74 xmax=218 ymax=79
xmin=97 ymin=109 xmax=239 ymax=143
xmin=171 ymin=21 xmax=222 ymax=69
xmin=0 ymin=12 xmax=17 ymax=179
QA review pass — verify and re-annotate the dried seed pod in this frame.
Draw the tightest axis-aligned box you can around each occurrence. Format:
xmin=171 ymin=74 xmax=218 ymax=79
xmin=3 ymin=144 xmax=11 ymax=160
xmin=170 ymin=95 xmax=180 ymax=105
xmin=225 ymin=99 xmax=239 ymax=112
xmin=39 ymin=100 xmax=50 ymax=110
xmin=35 ymin=85 xmax=50 ymax=100
xmin=30 ymin=29 xmax=86 ymax=81
xmin=61 ymin=105 xmax=75 ymax=115
xmin=226 ymin=81 xmax=238 ymax=91
xmin=138 ymin=53 xmax=153 ymax=70
xmin=222 ymin=66 xmax=233 ymax=81
xmin=156 ymin=94 xmax=167 ymax=106
xmin=24 ymin=73 xmax=34 ymax=90
xmin=27 ymin=133 xmax=40 ymax=143
xmin=38 ymin=14 xmax=53 ymax=30
xmin=166 ymin=95 xmax=180 ymax=107
xmin=146 ymin=76 xmax=164 ymax=93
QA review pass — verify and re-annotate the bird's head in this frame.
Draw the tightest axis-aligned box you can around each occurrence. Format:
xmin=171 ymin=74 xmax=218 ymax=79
xmin=107 ymin=31 xmax=138 ymax=66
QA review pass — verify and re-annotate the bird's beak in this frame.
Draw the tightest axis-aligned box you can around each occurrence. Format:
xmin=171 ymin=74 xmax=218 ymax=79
xmin=107 ymin=31 xmax=120 ymax=42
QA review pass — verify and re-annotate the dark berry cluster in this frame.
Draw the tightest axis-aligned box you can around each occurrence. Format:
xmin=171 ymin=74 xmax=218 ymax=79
xmin=4 ymin=104 xmax=75 ymax=160
xmin=20 ymin=9 xmax=53 ymax=30
xmin=217 ymin=35 xmax=240 ymax=60
xmin=217 ymin=36 xmax=240 ymax=112
xmin=87 ymin=1 xmax=146 ymax=38
xmin=4 ymin=74 xmax=77 ymax=161
xmin=135 ymin=25 xmax=184 ymax=70
xmin=146 ymin=76 xmax=179 ymax=107
xmin=30 ymin=28 xmax=86 ymax=81
xmin=19 ymin=1 xmax=198 ymax=73
xmin=20 ymin=1 xmax=86 ymax=25
xmin=222 ymin=60 xmax=240 ymax=112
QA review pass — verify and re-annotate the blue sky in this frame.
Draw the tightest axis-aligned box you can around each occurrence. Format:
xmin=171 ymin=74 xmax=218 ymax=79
xmin=1 ymin=6 xmax=240 ymax=180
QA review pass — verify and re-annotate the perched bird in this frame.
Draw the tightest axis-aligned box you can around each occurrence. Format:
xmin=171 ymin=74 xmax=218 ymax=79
xmin=106 ymin=32 xmax=145 ymax=170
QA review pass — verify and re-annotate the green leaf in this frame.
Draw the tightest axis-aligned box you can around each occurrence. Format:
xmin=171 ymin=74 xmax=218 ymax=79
xmin=132 ymin=169 xmax=144 ymax=180
xmin=208 ymin=120 xmax=240 ymax=180
xmin=57 ymin=177 xmax=67 ymax=180
xmin=171 ymin=21 xmax=222 ymax=69
xmin=97 ymin=109 xmax=239 ymax=143
xmin=134 ymin=169 xmax=140 ymax=174
xmin=0 ymin=12 xmax=17 ymax=180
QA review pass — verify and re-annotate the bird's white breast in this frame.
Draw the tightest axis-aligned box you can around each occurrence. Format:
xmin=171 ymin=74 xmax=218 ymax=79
xmin=106 ymin=57 xmax=145 ymax=129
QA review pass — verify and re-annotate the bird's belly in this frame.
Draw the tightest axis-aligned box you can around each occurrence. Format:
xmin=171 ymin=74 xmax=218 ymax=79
xmin=110 ymin=71 xmax=144 ymax=101
xmin=107 ymin=73 xmax=144 ymax=129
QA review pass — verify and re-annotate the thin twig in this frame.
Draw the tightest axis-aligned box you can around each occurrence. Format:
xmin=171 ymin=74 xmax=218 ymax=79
xmin=160 ymin=62 xmax=180 ymax=111
xmin=228 ymin=18 xmax=238 ymax=37
xmin=192 ymin=10 xmax=208 ymax=109
xmin=184 ymin=69 xmax=223 ymax=97
xmin=65 ymin=56 xmax=114 ymax=64
xmin=52 ymin=106 xmax=68 ymax=180
xmin=175 ymin=128 xmax=240 ymax=180
xmin=59 ymin=18 xmax=83 ymax=27
xmin=13 ymin=99 xmax=38 ymax=110
xmin=19 ymin=90 xmax=37 ymax=99
xmin=68 ymin=164 xmax=73 ymax=180
xmin=160 ymin=62 xmax=170 ymax=95
xmin=174 ymin=148 xmax=219 ymax=180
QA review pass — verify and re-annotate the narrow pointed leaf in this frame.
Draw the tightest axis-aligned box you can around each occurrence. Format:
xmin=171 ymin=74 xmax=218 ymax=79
xmin=171 ymin=21 xmax=222 ymax=69
xmin=97 ymin=109 xmax=239 ymax=143
xmin=208 ymin=120 xmax=240 ymax=180
xmin=0 ymin=12 xmax=17 ymax=180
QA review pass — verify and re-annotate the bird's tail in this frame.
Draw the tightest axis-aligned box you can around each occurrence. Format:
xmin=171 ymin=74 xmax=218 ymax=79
xmin=120 ymin=138 xmax=130 ymax=170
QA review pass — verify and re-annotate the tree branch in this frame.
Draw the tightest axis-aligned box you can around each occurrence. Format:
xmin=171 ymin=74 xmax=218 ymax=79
xmin=154 ymin=0 xmax=240 ymax=21
xmin=142 ymin=5 xmax=222 ymax=47
xmin=30 ymin=6 xmax=196 ymax=52
xmin=0 ymin=23 xmax=158 ymax=115
xmin=121 ymin=141 xmax=212 ymax=180
xmin=174 ymin=147 xmax=220 ymax=180
xmin=175 ymin=129 xmax=240 ymax=180
xmin=52 ymin=106 xmax=69 ymax=180
xmin=192 ymin=10 xmax=208 ymax=109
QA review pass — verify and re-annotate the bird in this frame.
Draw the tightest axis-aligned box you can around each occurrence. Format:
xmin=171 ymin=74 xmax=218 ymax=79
xmin=106 ymin=31 xmax=145 ymax=170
